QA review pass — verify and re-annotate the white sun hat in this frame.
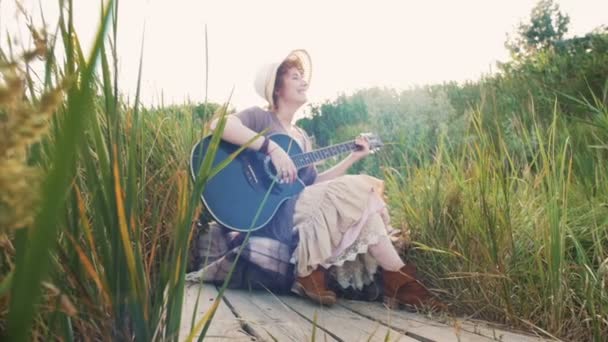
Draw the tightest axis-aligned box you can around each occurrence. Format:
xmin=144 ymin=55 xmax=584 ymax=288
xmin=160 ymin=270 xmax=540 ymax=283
xmin=253 ymin=49 xmax=312 ymax=109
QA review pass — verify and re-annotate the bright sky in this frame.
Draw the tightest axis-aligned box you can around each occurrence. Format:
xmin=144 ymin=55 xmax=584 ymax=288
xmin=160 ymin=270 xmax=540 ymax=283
xmin=2 ymin=0 xmax=607 ymax=111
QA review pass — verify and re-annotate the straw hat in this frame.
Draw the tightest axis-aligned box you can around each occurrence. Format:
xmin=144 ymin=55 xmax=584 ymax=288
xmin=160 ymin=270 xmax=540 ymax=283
xmin=254 ymin=49 xmax=312 ymax=109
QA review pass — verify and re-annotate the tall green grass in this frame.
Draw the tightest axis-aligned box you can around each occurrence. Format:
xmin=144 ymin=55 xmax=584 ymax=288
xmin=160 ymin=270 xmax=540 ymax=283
xmin=0 ymin=1 xmax=236 ymax=340
xmin=383 ymin=92 xmax=608 ymax=341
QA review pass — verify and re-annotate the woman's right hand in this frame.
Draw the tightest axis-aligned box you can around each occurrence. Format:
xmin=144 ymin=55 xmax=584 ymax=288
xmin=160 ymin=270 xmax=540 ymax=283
xmin=268 ymin=142 xmax=297 ymax=184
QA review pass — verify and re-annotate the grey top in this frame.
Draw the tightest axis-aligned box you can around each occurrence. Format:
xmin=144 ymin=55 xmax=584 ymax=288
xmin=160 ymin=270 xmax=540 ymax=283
xmin=233 ymin=106 xmax=318 ymax=246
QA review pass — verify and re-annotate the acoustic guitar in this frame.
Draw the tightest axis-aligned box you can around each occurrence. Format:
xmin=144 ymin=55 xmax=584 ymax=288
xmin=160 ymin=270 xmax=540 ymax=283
xmin=190 ymin=133 xmax=383 ymax=231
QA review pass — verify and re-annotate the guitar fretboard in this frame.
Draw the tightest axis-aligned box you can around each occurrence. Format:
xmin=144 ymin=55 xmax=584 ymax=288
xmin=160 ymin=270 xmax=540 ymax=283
xmin=292 ymin=140 xmax=359 ymax=169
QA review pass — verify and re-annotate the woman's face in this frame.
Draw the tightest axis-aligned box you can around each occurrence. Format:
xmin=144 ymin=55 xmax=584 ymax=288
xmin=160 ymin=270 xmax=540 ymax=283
xmin=275 ymin=67 xmax=308 ymax=107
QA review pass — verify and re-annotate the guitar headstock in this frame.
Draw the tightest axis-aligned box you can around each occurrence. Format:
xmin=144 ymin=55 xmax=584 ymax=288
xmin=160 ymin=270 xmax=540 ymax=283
xmin=359 ymin=133 xmax=384 ymax=153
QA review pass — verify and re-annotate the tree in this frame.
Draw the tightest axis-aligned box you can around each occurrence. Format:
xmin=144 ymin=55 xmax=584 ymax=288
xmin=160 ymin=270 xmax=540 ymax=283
xmin=506 ymin=0 xmax=570 ymax=57
xmin=193 ymin=102 xmax=222 ymax=121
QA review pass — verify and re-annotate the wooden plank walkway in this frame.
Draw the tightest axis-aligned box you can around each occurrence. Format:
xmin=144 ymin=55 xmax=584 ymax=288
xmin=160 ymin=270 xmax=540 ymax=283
xmin=180 ymin=283 xmax=551 ymax=341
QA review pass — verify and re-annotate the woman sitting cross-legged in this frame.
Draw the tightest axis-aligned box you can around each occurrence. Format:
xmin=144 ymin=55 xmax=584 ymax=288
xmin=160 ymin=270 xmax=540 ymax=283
xmin=186 ymin=49 xmax=444 ymax=311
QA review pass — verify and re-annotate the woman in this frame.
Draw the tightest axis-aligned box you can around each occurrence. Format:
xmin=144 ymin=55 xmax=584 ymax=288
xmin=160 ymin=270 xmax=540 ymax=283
xmin=189 ymin=49 xmax=442 ymax=310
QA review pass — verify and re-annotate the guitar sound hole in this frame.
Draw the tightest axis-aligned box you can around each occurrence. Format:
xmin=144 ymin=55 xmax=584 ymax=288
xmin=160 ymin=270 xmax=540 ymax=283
xmin=241 ymin=154 xmax=281 ymax=194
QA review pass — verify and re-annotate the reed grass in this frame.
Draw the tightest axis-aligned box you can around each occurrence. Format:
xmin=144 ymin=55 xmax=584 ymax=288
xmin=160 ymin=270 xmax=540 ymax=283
xmin=383 ymin=93 xmax=608 ymax=341
xmin=0 ymin=1 xmax=236 ymax=340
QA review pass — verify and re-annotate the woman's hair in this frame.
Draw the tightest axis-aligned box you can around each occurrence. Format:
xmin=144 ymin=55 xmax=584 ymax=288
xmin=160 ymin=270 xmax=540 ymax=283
xmin=271 ymin=57 xmax=305 ymax=110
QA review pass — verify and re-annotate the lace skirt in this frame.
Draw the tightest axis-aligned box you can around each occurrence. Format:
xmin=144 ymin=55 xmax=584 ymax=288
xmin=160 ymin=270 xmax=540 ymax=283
xmin=292 ymin=174 xmax=395 ymax=290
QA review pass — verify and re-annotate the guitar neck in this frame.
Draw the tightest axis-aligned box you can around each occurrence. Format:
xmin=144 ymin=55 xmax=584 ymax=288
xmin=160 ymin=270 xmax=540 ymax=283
xmin=292 ymin=140 xmax=359 ymax=169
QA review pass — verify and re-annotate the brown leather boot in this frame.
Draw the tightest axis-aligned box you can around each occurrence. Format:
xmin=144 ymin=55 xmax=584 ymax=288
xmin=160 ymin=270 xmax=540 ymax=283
xmin=292 ymin=268 xmax=337 ymax=306
xmin=382 ymin=264 xmax=446 ymax=311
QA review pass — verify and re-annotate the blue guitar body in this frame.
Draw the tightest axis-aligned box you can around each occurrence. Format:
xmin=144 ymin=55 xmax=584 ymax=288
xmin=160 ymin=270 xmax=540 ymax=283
xmin=190 ymin=134 xmax=305 ymax=232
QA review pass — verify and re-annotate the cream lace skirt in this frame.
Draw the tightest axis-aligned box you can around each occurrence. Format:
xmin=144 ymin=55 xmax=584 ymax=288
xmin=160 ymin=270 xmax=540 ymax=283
xmin=292 ymin=174 xmax=395 ymax=290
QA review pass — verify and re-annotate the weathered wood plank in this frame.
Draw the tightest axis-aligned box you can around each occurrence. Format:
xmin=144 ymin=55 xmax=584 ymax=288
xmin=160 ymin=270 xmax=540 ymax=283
xmin=340 ymin=299 xmax=546 ymax=342
xmin=220 ymin=288 xmax=340 ymax=341
xmin=447 ymin=318 xmax=548 ymax=342
xmin=179 ymin=283 xmax=252 ymax=341
xmin=279 ymin=295 xmax=418 ymax=342
xmin=339 ymin=299 xmax=488 ymax=341
xmin=179 ymin=284 xmax=547 ymax=342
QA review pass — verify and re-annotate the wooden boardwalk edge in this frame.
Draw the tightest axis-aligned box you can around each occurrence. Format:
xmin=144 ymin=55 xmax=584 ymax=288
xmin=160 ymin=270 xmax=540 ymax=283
xmin=180 ymin=283 xmax=551 ymax=341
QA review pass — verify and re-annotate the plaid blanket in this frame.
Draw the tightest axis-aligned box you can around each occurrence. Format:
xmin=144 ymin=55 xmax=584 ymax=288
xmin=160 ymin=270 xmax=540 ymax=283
xmin=186 ymin=219 xmax=297 ymax=293
xmin=185 ymin=216 xmax=384 ymax=301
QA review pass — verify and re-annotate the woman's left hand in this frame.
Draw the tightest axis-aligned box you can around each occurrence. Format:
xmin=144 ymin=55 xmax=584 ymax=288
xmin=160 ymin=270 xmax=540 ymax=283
xmin=350 ymin=134 xmax=371 ymax=161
